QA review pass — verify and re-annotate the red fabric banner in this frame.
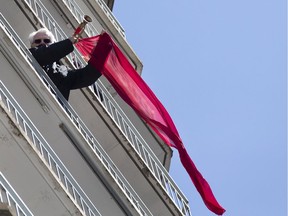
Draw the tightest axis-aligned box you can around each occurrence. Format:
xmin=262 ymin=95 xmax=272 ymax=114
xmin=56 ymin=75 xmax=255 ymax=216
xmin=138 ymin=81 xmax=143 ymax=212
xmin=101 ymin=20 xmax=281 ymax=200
xmin=75 ymin=32 xmax=225 ymax=215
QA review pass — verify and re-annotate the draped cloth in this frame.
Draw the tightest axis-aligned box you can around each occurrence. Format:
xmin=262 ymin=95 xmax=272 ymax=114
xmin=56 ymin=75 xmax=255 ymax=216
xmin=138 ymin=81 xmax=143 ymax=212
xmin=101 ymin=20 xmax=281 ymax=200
xmin=75 ymin=32 xmax=225 ymax=215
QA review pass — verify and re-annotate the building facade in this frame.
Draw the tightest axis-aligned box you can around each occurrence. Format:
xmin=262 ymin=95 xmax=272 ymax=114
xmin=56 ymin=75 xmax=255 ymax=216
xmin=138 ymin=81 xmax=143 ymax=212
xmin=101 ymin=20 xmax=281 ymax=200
xmin=0 ymin=0 xmax=191 ymax=215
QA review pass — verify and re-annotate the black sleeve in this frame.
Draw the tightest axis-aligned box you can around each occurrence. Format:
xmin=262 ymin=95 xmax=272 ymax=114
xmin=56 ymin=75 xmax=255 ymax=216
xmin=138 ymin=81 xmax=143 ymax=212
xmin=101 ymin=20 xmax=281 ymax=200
xmin=29 ymin=39 xmax=74 ymax=66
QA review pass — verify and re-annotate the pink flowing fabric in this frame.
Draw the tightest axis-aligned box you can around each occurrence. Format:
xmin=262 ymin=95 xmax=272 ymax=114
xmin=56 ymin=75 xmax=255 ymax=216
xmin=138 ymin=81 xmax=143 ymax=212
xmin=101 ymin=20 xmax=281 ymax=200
xmin=75 ymin=32 xmax=225 ymax=215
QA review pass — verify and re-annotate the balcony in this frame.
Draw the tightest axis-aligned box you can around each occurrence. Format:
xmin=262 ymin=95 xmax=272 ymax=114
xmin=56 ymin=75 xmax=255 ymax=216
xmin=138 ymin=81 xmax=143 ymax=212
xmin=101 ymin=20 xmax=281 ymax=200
xmin=0 ymin=1 xmax=192 ymax=215
xmin=0 ymin=14 xmax=151 ymax=216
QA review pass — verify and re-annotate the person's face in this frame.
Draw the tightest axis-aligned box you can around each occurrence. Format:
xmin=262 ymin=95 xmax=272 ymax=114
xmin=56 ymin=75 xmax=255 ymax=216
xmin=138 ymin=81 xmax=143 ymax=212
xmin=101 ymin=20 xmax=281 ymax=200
xmin=31 ymin=32 xmax=52 ymax=48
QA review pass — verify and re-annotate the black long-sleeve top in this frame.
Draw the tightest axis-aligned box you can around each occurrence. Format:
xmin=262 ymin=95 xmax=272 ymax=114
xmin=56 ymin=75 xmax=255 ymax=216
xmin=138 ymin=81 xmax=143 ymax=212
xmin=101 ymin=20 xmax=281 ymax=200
xmin=29 ymin=39 xmax=74 ymax=84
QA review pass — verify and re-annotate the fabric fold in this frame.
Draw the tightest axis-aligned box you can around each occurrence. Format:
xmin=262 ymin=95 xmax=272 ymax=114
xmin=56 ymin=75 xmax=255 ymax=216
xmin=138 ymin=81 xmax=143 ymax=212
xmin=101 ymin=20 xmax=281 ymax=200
xmin=75 ymin=32 xmax=225 ymax=215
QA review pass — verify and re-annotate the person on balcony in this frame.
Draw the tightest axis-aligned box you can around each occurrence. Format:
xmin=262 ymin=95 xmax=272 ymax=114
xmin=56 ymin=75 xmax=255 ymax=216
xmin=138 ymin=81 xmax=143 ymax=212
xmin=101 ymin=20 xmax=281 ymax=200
xmin=28 ymin=28 xmax=101 ymax=100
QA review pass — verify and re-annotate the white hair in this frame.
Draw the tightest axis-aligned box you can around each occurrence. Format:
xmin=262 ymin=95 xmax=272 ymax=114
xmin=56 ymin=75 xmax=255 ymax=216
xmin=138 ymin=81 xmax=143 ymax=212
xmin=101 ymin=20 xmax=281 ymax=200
xmin=28 ymin=28 xmax=56 ymax=45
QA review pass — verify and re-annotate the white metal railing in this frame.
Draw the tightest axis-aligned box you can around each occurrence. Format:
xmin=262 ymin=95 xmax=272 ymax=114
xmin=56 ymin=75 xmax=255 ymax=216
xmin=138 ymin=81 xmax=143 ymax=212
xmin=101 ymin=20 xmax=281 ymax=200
xmin=8 ymin=0 xmax=192 ymax=214
xmin=0 ymin=12 xmax=152 ymax=216
xmin=0 ymin=81 xmax=102 ymax=216
xmin=93 ymin=0 xmax=126 ymax=38
xmin=21 ymin=0 xmax=191 ymax=215
xmin=0 ymin=172 xmax=34 ymax=216
xmin=61 ymin=0 xmax=100 ymax=36
xmin=61 ymin=0 xmax=126 ymax=38
xmin=57 ymin=1 xmax=191 ymax=215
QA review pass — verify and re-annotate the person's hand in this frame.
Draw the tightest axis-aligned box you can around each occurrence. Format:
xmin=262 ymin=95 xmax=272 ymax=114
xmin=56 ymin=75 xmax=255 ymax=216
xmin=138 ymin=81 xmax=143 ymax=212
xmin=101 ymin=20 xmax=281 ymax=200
xmin=69 ymin=36 xmax=78 ymax=44
xmin=82 ymin=55 xmax=90 ymax=62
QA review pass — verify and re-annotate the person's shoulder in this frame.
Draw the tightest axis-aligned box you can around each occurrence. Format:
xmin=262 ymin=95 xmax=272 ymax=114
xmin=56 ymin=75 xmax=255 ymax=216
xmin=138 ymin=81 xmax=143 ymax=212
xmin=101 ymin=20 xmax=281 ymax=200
xmin=29 ymin=45 xmax=45 ymax=52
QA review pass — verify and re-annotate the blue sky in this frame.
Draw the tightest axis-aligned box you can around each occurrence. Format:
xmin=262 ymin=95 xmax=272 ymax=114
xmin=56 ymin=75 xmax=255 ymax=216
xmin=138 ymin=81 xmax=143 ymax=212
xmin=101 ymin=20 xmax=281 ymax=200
xmin=114 ymin=1 xmax=286 ymax=215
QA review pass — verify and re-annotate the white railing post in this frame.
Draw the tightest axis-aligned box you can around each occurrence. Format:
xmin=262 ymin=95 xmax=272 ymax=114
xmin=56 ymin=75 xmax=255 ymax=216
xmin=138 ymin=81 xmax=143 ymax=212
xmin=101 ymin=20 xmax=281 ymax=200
xmin=0 ymin=173 xmax=34 ymax=216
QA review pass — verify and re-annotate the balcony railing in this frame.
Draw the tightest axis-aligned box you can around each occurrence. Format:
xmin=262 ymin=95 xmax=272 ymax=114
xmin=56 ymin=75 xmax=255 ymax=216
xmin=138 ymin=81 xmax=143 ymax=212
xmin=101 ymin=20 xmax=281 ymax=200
xmin=0 ymin=13 xmax=152 ymax=216
xmin=0 ymin=172 xmax=34 ymax=216
xmin=0 ymin=80 xmax=102 ymax=216
xmin=19 ymin=0 xmax=192 ymax=215
xmin=59 ymin=0 xmax=100 ymax=37
xmin=9 ymin=0 xmax=192 ymax=214
xmin=56 ymin=1 xmax=192 ymax=215
xmin=63 ymin=0 xmax=125 ymax=38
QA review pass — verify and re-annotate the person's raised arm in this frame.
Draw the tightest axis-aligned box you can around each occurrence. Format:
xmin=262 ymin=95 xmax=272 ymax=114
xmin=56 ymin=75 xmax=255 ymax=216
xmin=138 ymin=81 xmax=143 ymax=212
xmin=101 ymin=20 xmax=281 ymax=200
xmin=30 ymin=38 xmax=75 ymax=66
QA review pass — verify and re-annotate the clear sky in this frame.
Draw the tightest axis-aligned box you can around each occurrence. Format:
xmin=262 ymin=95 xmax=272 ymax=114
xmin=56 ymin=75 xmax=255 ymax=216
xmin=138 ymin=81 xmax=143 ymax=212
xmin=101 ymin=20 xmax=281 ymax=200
xmin=113 ymin=1 xmax=286 ymax=216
